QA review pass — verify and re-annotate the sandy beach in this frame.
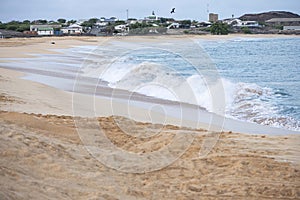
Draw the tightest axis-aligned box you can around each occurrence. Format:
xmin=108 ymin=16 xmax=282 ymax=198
xmin=0 ymin=36 xmax=299 ymax=199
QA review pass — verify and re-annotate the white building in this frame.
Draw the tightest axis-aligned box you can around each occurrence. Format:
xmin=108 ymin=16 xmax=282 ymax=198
xmin=76 ymin=19 xmax=88 ymax=26
xmin=30 ymin=25 xmax=61 ymax=35
xmin=114 ymin=24 xmax=128 ymax=32
xmin=167 ymin=23 xmax=180 ymax=29
xmin=61 ymin=24 xmax=83 ymax=34
xmin=238 ymin=21 xmax=260 ymax=27
xmin=223 ymin=19 xmax=260 ymax=27
xmin=144 ymin=11 xmax=159 ymax=22
xmin=95 ymin=21 xmax=108 ymax=26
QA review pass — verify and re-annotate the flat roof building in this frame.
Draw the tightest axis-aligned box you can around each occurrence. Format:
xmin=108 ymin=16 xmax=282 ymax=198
xmin=209 ymin=13 xmax=218 ymax=23
xmin=266 ymin=18 xmax=300 ymax=26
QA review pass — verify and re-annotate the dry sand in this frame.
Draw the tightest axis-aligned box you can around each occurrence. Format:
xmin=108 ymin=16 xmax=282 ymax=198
xmin=0 ymin=36 xmax=300 ymax=199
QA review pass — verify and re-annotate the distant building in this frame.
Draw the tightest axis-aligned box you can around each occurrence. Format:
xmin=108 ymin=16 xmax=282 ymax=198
xmin=127 ymin=18 xmax=138 ymax=25
xmin=61 ymin=24 xmax=83 ymax=35
xmin=76 ymin=19 xmax=88 ymax=26
xmin=144 ymin=12 xmax=159 ymax=22
xmin=266 ymin=18 xmax=300 ymax=26
xmin=198 ymin=21 xmax=212 ymax=27
xmin=223 ymin=19 xmax=260 ymax=27
xmin=283 ymin=26 xmax=300 ymax=30
xmin=23 ymin=31 xmax=38 ymax=36
xmin=240 ymin=21 xmax=260 ymax=27
xmin=95 ymin=17 xmax=119 ymax=27
xmin=30 ymin=25 xmax=62 ymax=35
xmin=209 ymin=13 xmax=218 ymax=23
xmin=95 ymin=21 xmax=108 ymax=27
xmin=167 ymin=23 xmax=180 ymax=29
xmin=114 ymin=24 xmax=128 ymax=32
xmin=99 ymin=17 xmax=118 ymax=23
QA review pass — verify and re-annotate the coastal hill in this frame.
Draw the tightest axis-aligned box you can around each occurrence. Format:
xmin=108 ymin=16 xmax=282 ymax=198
xmin=239 ymin=11 xmax=300 ymax=22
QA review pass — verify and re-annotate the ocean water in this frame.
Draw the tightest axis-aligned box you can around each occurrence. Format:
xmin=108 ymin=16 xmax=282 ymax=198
xmin=1 ymin=37 xmax=299 ymax=131
xmin=80 ymin=37 xmax=300 ymax=131
xmin=199 ymin=37 xmax=300 ymax=131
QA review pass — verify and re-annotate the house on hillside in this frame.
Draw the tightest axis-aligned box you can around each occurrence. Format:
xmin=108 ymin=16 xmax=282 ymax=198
xmin=197 ymin=21 xmax=212 ymax=27
xmin=30 ymin=25 xmax=62 ymax=35
xmin=99 ymin=17 xmax=118 ymax=23
xmin=167 ymin=23 xmax=180 ymax=29
xmin=223 ymin=18 xmax=260 ymax=27
xmin=95 ymin=17 xmax=119 ymax=27
xmin=96 ymin=21 xmax=108 ymax=26
xmin=61 ymin=24 xmax=83 ymax=35
xmin=114 ymin=24 xmax=128 ymax=32
xmin=76 ymin=19 xmax=88 ymax=26
xmin=144 ymin=11 xmax=159 ymax=22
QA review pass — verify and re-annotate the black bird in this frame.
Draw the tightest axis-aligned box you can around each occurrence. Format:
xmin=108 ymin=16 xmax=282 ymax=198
xmin=170 ymin=8 xmax=175 ymax=14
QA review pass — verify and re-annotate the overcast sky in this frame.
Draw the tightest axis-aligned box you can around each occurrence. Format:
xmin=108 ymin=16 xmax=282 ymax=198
xmin=1 ymin=0 xmax=299 ymax=22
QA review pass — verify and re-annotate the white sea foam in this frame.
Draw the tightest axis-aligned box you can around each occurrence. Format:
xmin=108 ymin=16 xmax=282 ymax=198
xmin=72 ymin=41 xmax=300 ymax=132
xmin=92 ymin=60 xmax=299 ymax=131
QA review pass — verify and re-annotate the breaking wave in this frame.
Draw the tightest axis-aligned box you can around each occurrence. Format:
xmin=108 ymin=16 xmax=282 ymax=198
xmin=86 ymin=59 xmax=300 ymax=131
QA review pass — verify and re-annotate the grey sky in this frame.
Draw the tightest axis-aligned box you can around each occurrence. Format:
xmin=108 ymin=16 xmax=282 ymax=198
xmin=1 ymin=0 xmax=299 ymax=22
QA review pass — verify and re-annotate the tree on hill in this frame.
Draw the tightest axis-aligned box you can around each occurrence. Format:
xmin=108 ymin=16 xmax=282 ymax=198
xmin=37 ymin=19 xmax=48 ymax=24
xmin=0 ymin=20 xmax=30 ymax=32
xmin=88 ymin=18 xmax=98 ymax=24
xmin=180 ymin=20 xmax=192 ymax=25
xmin=82 ymin=18 xmax=98 ymax=27
xmin=67 ymin=20 xmax=77 ymax=25
xmin=129 ymin=22 xmax=152 ymax=29
xmin=16 ymin=24 xmax=30 ymax=32
xmin=22 ymin=20 xmax=30 ymax=24
xmin=57 ymin=18 xmax=66 ymax=24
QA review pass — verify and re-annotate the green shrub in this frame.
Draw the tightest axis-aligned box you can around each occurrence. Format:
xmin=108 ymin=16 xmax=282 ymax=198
xmin=6 ymin=24 xmax=18 ymax=31
xmin=275 ymin=25 xmax=283 ymax=30
xmin=210 ymin=22 xmax=229 ymax=35
xmin=241 ymin=27 xmax=251 ymax=34
xmin=16 ymin=24 xmax=30 ymax=32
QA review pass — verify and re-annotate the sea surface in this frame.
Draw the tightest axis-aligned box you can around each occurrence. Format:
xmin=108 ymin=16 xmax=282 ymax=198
xmin=1 ymin=36 xmax=299 ymax=131
xmin=199 ymin=37 xmax=300 ymax=131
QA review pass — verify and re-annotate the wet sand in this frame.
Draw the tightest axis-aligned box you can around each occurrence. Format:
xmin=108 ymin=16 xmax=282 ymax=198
xmin=0 ymin=36 xmax=300 ymax=199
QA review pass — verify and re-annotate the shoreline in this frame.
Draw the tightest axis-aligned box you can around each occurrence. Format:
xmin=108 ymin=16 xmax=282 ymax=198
xmin=0 ymin=36 xmax=299 ymax=134
xmin=0 ymin=36 xmax=300 ymax=199
xmin=0 ymin=68 xmax=299 ymax=199
xmin=0 ymin=66 xmax=298 ymax=135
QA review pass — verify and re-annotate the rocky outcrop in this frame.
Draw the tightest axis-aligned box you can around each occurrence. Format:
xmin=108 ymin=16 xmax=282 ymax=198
xmin=239 ymin=11 xmax=300 ymax=22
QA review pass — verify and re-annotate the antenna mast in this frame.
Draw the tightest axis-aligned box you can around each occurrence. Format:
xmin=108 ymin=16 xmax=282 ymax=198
xmin=207 ymin=3 xmax=209 ymax=14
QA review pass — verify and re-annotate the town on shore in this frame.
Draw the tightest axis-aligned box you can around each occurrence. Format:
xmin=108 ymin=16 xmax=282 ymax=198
xmin=0 ymin=11 xmax=300 ymax=38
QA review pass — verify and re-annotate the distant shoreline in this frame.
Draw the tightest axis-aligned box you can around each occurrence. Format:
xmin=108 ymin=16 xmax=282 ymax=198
xmin=0 ymin=34 xmax=299 ymax=58
xmin=1 ymin=28 xmax=300 ymax=39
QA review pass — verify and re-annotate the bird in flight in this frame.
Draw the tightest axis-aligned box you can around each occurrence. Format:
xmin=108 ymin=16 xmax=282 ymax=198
xmin=170 ymin=8 xmax=175 ymax=14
